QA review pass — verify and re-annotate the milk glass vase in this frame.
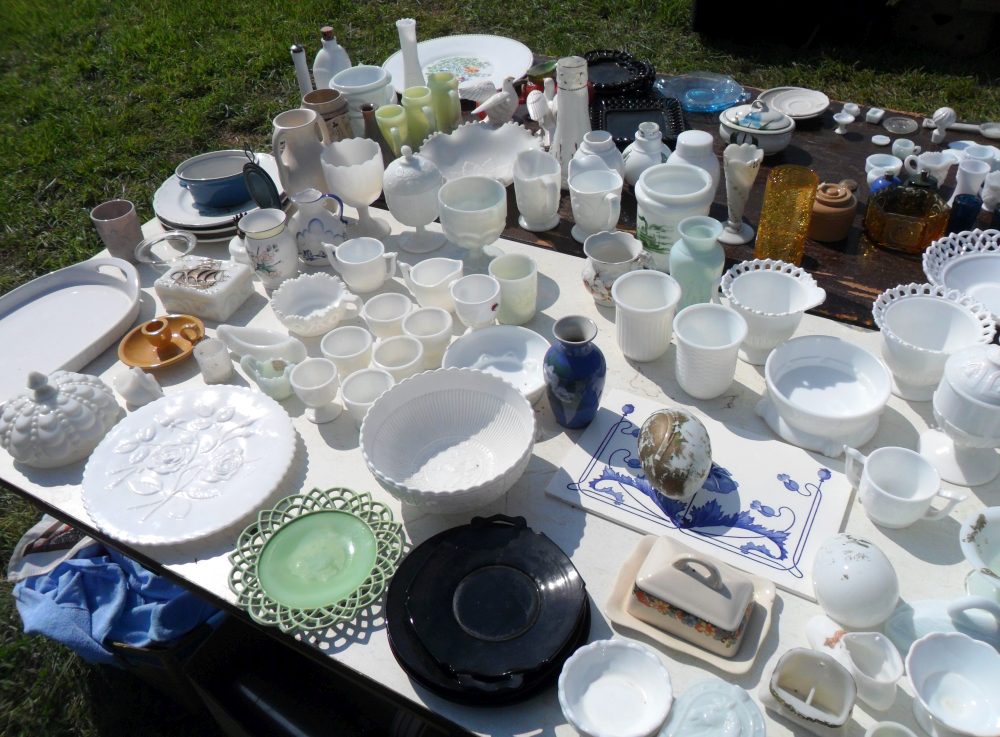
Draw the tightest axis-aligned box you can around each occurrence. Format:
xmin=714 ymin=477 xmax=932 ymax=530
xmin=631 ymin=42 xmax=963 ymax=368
xmin=719 ymin=143 xmax=764 ymax=245
xmin=669 ymin=216 xmax=725 ymax=311
xmin=753 ymin=165 xmax=819 ymax=266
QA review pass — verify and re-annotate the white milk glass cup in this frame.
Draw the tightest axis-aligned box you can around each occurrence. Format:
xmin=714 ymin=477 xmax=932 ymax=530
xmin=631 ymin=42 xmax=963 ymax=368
xmin=673 ymin=303 xmax=748 ymax=399
xmin=371 ymin=335 xmax=425 ymax=381
xmin=488 ymin=253 xmax=538 ymax=325
xmin=324 ymin=236 xmax=397 ymax=293
xmin=321 ymin=325 xmax=374 ymax=378
xmin=569 ymin=169 xmax=623 ymax=244
xmin=611 ymin=270 xmax=682 ymax=362
xmin=341 ymin=368 xmax=395 ymax=427
xmin=451 ymin=274 xmax=501 ymax=331
xmin=361 ymin=292 xmax=413 ymax=338
xmin=402 ymin=306 xmax=454 ymax=369
xmin=844 ymin=446 xmax=966 ymax=529
xmin=513 ymin=149 xmax=561 ymax=231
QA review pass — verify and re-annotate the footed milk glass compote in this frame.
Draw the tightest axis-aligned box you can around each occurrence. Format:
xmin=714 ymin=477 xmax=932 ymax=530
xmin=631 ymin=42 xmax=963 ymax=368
xmin=438 ymin=176 xmax=507 ymax=273
xmin=321 ymin=137 xmax=390 ymax=239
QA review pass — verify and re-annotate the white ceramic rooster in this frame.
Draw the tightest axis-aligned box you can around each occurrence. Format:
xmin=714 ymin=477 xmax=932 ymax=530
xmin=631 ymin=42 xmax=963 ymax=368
xmin=463 ymin=76 xmax=518 ymax=128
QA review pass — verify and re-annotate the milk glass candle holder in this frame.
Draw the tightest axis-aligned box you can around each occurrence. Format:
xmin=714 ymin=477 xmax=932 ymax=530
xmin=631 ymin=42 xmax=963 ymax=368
xmin=754 ymin=165 xmax=819 ymax=266
xmin=193 ymin=338 xmax=233 ymax=384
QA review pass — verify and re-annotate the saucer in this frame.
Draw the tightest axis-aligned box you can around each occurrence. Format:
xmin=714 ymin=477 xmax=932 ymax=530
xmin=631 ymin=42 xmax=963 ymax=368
xmin=153 ymin=153 xmax=282 ymax=230
xmin=441 ymin=325 xmax=550 ymax=403
xmin=757 ymin=87 xmax=829 ymax=120
xmin=118 ymin=314 xmax=205 ymax=370
xmin=755 ymin=395 xmax=878 ymax=458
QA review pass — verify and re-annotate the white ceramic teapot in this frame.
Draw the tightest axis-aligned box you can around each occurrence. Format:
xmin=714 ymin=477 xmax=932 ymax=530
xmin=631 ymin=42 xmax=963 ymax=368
xmin=399 ymin=257 xmax=463 ymax=311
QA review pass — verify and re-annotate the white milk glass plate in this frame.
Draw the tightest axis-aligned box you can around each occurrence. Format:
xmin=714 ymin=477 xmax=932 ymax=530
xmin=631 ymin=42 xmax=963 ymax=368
xmin=757 ymin=86 xmax=830 ymax=120
xmin=382 ymin=34 xmax=533 ymax=94
xmin=82 ymin=386 xmax=296 ymax=546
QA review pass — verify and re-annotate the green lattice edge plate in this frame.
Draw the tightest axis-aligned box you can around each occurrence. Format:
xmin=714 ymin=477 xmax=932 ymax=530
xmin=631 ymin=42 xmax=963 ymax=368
xmin=228 ymin=487 xmax=404 ymax=632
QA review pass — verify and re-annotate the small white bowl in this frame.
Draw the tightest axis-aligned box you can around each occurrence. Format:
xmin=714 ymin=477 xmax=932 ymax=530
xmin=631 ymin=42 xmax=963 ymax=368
xmin=906 ymin=632 xmax=1000 ymax=737
xmin=442 ymin=325 xmax=550 ymax=403
xmin=721 ymin=259 xmax=826 ymax=365
xmin=558 ymin=639 xmax=673 ymax=737
xmin=360 ymin=368 xmax=535 ymax=513
xmin=270 ymin=273 xmax=362 ymax=337
xmin=873 ymin=283 xmax=995 ymax=401
xmin=763 ymin=335 xmax=891 ymax=451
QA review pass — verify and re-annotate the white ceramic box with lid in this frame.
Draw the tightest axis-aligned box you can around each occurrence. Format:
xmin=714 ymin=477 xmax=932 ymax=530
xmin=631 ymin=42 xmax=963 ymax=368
xmin=628 ymin=536 xmax=755 ymax=657
xmin=153 ymin=256 xmax=254 ymax=322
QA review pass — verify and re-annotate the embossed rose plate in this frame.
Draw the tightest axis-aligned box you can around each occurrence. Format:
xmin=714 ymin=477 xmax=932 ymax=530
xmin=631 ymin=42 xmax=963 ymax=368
xmin=82 ymin=386 xmax=296 ymax=545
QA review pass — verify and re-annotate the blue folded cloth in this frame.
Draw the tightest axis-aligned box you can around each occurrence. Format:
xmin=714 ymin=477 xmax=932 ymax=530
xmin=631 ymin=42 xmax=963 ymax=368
xmin=13 ymin=544 xmax=219 ymax=664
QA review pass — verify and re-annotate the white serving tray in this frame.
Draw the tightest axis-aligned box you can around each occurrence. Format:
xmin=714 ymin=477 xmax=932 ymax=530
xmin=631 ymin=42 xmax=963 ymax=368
xmin=0 ymin=257 xmax=140 ymax=402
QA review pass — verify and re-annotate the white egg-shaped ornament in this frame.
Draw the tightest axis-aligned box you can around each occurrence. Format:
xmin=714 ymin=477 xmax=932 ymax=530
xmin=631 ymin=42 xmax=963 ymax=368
xmin=0 ymin=371 xmax=122 ymax=468
xmin=637 ymin=408 xmax=712 ymax=501
xmin=811 ymin=533 xmax=899 ymax=629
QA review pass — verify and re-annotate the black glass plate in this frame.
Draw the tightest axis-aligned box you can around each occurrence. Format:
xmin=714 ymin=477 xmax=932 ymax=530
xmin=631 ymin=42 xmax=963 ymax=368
xmin=386 ymin=515 xmax=590 ymax=705
xmin=584 ymin=50 xmax=655 ymax=97
xmin=592 ymin=95 xmax=688 ymax=151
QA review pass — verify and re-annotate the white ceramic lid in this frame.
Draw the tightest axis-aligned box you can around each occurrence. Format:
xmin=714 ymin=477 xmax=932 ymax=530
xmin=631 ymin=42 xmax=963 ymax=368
xmin=635 ymin=537 xmax=754 ymax=631
xmin=383 ymin=146 xmax=444 ymax=197
xmin=944 ymin=344 xmax=1000 ymax=407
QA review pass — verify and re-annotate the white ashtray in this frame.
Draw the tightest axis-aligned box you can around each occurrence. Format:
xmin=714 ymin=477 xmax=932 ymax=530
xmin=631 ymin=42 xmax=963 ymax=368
xmin=270 ymin=272 xmax=362 ymax=337
xmin=442 ymin=325 xmax=550 ymax=403
xmin=758 ymin=335 xmax=891 ymax=457
xmin=558 ymin=639 xmax=673 ymax=737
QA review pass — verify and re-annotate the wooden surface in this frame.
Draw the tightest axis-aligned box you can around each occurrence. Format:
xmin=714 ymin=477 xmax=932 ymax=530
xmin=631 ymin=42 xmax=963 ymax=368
xmin=493 ymin=83 xmax=998 ymax=329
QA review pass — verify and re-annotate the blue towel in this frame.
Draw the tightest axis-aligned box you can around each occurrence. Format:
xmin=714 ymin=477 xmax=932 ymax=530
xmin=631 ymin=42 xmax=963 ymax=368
xmin=13 ymin=544 xmax=219 ymax=664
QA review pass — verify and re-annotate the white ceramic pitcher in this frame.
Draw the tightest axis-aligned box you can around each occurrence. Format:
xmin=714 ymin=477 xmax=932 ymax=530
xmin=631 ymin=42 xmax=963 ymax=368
xmin=272 ymin=108 xmax=330 ymax=195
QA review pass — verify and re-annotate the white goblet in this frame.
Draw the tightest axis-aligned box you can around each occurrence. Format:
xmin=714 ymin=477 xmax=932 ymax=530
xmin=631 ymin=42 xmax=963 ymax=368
xmin=438 ymin=176 xmax=507 ymax=273
xmin=321 ymin=137 xmax=391 ymax=239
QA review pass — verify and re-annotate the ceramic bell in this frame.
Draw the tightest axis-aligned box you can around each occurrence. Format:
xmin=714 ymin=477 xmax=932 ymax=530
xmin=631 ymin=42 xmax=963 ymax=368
xmin=382 ymin=145 xmax=447 ymax=253
xmin=0 ymin=371 xmax=122 ymax=468
xmin=637 ymin=408 xmax=712 ymax=501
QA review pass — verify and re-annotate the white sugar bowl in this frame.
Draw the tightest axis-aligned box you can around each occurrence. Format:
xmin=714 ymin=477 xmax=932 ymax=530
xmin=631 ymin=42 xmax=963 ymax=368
xmin=382 ymin=144 xmax=446 ymax=254
xmin=0 ymin=371 xmax=122 ymax=468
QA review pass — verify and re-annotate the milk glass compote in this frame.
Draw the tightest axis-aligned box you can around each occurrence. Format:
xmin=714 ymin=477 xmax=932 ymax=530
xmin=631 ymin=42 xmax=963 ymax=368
xmin=438 ymin=176 xmax=507 ymax=273
xmin=321 ymin=137 xmax=390 ymax=239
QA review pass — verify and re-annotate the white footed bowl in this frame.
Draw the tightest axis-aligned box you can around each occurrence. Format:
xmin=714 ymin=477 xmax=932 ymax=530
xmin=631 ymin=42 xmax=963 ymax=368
xmin=764 ymin=335 xmax=891 ymax=447
xmin=873 ymin=283 xmax=995 ymax=401
xmin=558 ymin=639 xmax=672 ymax=737
xmin=359 ymin=368 xmax=535 ymax=512
xmin=721 ymin=259 xmax=826 ymax=364
xmin=270 ymin=272 xmax=361 ymax=337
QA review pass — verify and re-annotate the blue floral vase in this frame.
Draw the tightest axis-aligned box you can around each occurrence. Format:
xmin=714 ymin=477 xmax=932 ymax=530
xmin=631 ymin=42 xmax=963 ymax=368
xmin=544 ymin=316 xmax=606 ymax=428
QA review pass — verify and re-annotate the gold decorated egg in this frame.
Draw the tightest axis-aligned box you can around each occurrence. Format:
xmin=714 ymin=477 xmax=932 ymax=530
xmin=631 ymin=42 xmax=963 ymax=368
xmin=637 ymin=408 xmax=712 ymax=501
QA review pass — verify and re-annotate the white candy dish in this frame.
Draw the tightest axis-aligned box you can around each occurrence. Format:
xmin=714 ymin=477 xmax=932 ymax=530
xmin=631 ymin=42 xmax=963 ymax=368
xmin=0 ymin=257 xmax=140 ymax=403
xmin=0 ymin=371 xmax=121 ymax=469
xmin=923 ymin=229 xmax=1000 ymax=319
xmin=758 ymin=335 xmax=891 ymax=457
xmin=359 ymin=368 xmax=534 ymax=513
xmin=216 ymin=325 xmax=307 ymax=364
xmin=873 ymin=283 xmax=995 ymax=401
xmin=557 ymin=639 xmax=673 ymax=737
xmin=811 ymin=534 xmax=899 ymax=629
xmin=906 ymin=632 xmax=1000 ymax=737
xmin=442 ymin=325 xmax=549 ymax=403
xmin=81 ymin=386 xmax=295 ymax=546
xmin=269 ymin=273 xmax=362 ymax=337
xmin=419 ymin=121 xmax=541 ymax=186
xmin=659 ymin=678 xmax=764 ymax=737
xmin=720 ymin=259 xmax=826 ymax=365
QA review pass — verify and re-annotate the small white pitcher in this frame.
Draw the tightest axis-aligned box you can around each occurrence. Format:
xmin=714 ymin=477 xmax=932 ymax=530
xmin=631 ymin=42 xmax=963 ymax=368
xmin=399 ymin=257 xmax=463 ymax=311
xmin=324 ymin=237 xmax=397 ymax=293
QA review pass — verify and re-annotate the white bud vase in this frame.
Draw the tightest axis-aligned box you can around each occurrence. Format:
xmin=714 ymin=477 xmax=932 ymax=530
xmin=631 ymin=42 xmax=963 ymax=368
xmin=719 ymin=143 xmax=764 ymax=245
xmin=667 ymin=130 xmax=720 ymax=197
xmin=622 ymin=122 xmax=671 ymax=187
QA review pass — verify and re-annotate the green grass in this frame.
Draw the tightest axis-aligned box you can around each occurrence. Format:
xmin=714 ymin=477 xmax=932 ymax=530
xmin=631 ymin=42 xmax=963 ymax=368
xmin=1 ymin=1 xmax=999 ymax=733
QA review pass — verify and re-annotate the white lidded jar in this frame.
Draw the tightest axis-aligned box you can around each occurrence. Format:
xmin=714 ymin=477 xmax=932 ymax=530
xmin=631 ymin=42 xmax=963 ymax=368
xmin=312 ymin=26 xmax=351 ymax=90
xmin=382 ymin=145 xmax=446 ymax=253
xmin=668 ymin=129 xmax=721 ymax=197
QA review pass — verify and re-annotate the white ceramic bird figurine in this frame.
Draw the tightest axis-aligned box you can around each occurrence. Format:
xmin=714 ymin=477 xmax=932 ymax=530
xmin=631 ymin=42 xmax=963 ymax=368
xmin=469 ymin=77 xmax=518 ymax=127
xmin=543 ymin=76 xmax=558 ymax=116
xmin=526 ymin=90 xmax=556 ymax=147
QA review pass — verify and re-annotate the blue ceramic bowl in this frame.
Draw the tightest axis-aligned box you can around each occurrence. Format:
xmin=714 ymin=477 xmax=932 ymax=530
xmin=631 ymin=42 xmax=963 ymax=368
xmin=175 ymin=150 xmax=250 ymax=209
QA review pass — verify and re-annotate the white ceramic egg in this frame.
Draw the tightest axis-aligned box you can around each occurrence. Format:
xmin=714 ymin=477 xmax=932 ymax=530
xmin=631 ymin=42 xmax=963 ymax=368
xmin=811 ymin=534 xmax=899 ymax=628
xmin=638 ymin=408 xmax=712 ymax=501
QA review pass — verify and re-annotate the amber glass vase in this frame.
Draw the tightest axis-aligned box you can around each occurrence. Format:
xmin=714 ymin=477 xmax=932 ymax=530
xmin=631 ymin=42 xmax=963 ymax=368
xmin=753 ymin=165 xmax=819 ymax=265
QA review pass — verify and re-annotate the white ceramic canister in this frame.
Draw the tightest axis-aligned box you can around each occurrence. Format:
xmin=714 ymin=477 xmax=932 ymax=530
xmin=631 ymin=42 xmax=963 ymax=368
xmin=635 ymin=163 xmax=715 ymax=271
xmin=240 ymin=208 xmax=299 ymax=289
xmin=667 ymin=129 xmax=720 ymax=195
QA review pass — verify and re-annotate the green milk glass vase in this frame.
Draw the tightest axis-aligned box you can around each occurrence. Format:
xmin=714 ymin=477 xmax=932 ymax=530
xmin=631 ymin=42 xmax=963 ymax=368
xmin=669 ymin=216 xmax=725 ymax=311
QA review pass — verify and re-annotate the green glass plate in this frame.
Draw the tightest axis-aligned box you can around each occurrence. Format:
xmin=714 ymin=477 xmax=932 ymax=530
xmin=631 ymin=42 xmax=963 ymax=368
xmin=228 ymin=487 xmax=404 ymax=632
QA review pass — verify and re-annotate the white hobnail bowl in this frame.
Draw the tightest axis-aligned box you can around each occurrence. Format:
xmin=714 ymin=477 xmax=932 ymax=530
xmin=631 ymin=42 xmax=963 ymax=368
xmin=764 ymin=335 xmax=891 ymax=440
xmin=270 ymin=272 xmax=362 ymax=337
xmin=906 ymin=632 xmax=1000 ymax=737
xmin=873 ymin=283 xmax=995 ymax=401
xmin=558 ymin=639 xmax=673 ymax=737
xmin=720 ymin=259 xmax=826 ymax=365
xmin=359 ymin=368 xmax=535 ymax=513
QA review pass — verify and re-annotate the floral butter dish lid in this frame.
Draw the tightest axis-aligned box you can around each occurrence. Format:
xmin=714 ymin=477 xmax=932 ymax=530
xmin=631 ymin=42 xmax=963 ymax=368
xmin=636 ymin=537 xmax=754 ymax=632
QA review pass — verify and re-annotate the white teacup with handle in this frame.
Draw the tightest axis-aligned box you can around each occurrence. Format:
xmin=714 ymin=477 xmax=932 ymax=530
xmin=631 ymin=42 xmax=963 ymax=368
xmin=324 ymin=237 xmax=397 ymax=293
xmin=844 ymin=446 xmax=966 ymax=529
xmin=903 ymin=152 xmax=956 ymax=188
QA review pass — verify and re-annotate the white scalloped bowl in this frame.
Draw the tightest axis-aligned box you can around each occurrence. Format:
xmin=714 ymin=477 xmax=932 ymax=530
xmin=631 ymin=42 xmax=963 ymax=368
xmin=419 ymin=121 xmax=541 ymax=186
xmin=359 ymin=368 xmax=535 ymax=512
xmin=765 ymin=335 xmax=891 ymax=440
xmin=873 ymin=283 xmax=996 ymax=401
xmin=270 ymin=273 xmax=360 ymax=337
xmin=924 ymin=228 xmax=1000 ymax=320
xmin=720 ymin=259 xmax=826 ymax=364
xmin=558 ymin=639 xmax=673 ymax=737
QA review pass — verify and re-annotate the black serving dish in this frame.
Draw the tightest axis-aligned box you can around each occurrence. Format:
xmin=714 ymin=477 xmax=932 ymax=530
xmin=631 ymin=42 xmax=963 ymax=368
xmin=584 ymin=50 xmax=655 ymax=98
xmin=385 ymin=515 xmax=590 ymax=705
xmin=592 ymin=95 xmax=688 ymax=151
